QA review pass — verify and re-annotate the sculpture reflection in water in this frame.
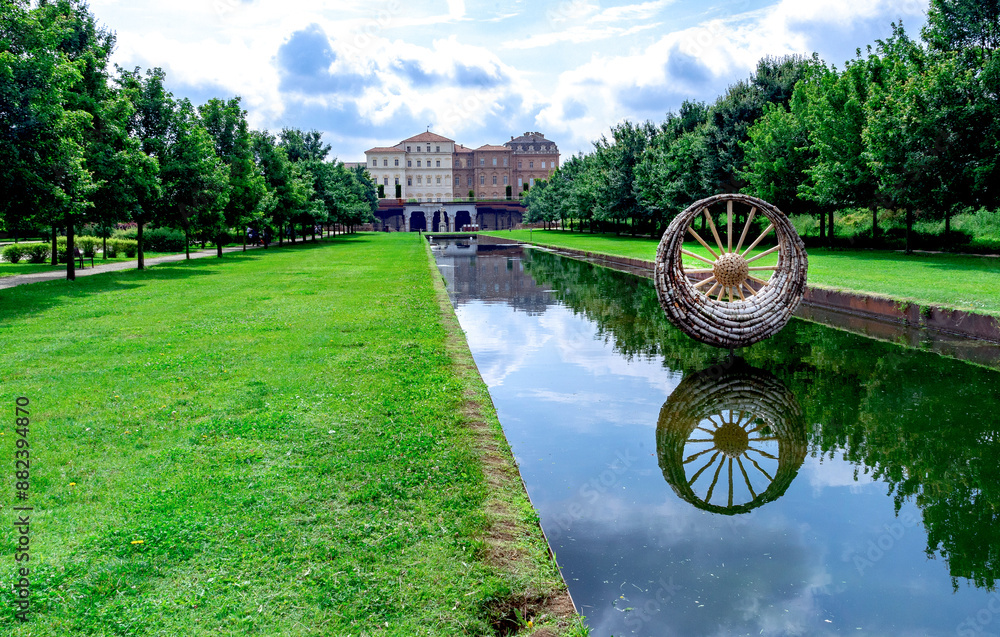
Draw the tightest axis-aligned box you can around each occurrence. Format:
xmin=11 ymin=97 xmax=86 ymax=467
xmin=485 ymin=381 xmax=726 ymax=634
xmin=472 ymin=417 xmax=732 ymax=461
xmin=656 ymin=361 xmax=807 ymax=515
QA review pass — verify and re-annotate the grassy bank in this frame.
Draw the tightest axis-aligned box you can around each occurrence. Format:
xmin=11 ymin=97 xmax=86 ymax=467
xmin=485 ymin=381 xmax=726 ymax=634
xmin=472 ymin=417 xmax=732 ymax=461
xmin=488 ymin=229 xmax=1000 ymax=316
xmin=0 ymin=233 xmax=579 ymax=636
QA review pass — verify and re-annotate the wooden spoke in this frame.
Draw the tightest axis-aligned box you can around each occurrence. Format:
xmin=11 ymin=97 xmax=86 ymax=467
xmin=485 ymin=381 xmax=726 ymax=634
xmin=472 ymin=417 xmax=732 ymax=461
xmin=681 ymin=249 xmax=717 ymax=266
xmin=748 ymin=275 xmax=769 ymax=286
xmin=737 ymin=457 xmax=758 ymax=499
xmin=689 ymin=451 xmax=721 ymax=485
xmin=727 ymin=286 xmax=735 ymax=303
xmin=744 ymin=453 xmax=774 ymax=481
xmin=728 ymin=458 xmax=734 ymax=507
xmin=687 ymin=226 xmax=719 ymax=260
xmin=696 ymin=426 xmax=716 ymax=434
xmin=741 ymin=283 xmax=757 ymax=297
xmin=740 ymin=223 xmax=774 ymax=257
xmin=693 ymin=276 xmax=716 ymax=290
xmin=716 ymin=286 xmax=728 ymax=301
xmin=735 ymin=286 xmax=745 ymax=301
xmin=727 ymin=200 xmax=733 ymax=253
xmin=734 ymin=207 xmax=757 ymax=254
xmin=703 ymin=209 xmax=726 ymax=255
xmin=745 ymin=244 xmax=781 ymax=264
xmin=747 ymin=445 xmax=778 ymax=460
xmin=684 ymin=268 xmax=715 ymax=274
xmin=686 ymin=439 xmax=716 ymax=443
xmin=747 ymin=265 xmax=778 ymax=271
xmin=683 ymin=446 xmax=717 ymax=464
xmin=705 ymin=455 xmax=726 ymax=502
xmin=706 ymin=282 xmax=720 ymax=297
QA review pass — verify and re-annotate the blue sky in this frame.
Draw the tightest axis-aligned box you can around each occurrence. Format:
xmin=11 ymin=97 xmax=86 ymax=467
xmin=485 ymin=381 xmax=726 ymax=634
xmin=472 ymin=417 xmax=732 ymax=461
xmin=93 ymin=0 xmax=928 ymax=160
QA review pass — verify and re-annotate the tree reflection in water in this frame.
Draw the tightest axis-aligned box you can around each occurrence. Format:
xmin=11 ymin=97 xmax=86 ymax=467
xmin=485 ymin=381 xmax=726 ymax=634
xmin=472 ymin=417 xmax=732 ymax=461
xmin=522 ymin=246 xmax=1000 ymax=590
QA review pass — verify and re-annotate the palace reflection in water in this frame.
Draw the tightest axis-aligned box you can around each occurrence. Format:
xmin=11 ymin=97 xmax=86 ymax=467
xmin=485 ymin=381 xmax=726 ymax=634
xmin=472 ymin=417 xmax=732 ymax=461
xmin=431 ymin=238 xmax=1000 ymax=637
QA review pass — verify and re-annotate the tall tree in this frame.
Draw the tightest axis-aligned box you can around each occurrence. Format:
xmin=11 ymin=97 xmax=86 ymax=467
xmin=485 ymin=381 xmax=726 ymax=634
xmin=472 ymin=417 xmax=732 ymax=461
xmin=199 ymin=97 xmax=265 ymax=255
xmin=116 ymin=66 xmax=173 ymax=268
xmin=161 ymin=99 xmax=228 ymax=257
xmin=923 ymin=0 xmax=1000 ymax=53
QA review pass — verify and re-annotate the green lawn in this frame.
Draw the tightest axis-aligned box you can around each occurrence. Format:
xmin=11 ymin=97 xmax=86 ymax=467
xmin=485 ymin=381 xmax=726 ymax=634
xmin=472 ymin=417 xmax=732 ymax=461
xmin=490 ymin=229 xmax=1000 ymax=316
xmin=0 ymin=233 xmax=577 ymax=636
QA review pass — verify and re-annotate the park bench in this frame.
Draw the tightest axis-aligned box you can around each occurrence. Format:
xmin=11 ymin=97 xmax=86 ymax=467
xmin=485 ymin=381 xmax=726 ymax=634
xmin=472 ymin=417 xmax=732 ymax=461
xmin=74 ymin=247 xmax=94 ymax=269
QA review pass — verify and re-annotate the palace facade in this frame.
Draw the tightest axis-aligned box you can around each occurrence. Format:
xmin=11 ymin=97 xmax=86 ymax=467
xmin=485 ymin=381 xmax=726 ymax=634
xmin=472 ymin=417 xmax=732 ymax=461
xmin=364 ymin=131 xmax=560 ymax=202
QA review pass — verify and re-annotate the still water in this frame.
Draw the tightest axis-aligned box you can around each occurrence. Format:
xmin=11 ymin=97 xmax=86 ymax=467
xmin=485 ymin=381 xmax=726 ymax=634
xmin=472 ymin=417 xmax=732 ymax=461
xmin=431 ymin=239 xmax=1000 ymax=637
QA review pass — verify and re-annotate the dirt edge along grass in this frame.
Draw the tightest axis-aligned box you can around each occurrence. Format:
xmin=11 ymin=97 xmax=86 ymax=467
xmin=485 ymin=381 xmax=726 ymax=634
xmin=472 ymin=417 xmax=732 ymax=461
xmin=422 ymin=237 xmax=588 ymax=637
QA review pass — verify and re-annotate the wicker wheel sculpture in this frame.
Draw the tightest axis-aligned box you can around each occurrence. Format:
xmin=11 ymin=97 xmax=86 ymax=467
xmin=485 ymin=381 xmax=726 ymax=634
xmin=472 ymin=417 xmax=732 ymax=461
xmin=656 ymin=361 xmax=806 ymax=515
xmin=654 ymin=194 xmax=808 ymax=349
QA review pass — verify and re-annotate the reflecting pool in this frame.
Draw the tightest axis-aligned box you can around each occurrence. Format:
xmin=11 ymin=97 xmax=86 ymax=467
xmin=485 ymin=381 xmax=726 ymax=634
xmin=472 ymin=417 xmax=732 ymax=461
xmin=431 ymin=239 xmax=1000 ymax=637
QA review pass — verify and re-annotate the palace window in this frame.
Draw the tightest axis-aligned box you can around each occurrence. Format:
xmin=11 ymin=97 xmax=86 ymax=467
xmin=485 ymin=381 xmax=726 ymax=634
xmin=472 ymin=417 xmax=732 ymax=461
xmin=417 ymin=176 xmax=422 ymax=184
xmin=518 ymin=161 xmax=522 ymax=169
xmin=417 ymin=160 xmax=421 ymax=167
xmin=492 ymin=157 xmax=497 ymax=166
xmin=503 ymin=157 xmax=508 ymax=167
xmin=394 ymin=158 xmax=399 ymax=166
xmin=467 ymin=176 xmax=472 ymax=186
xmin=383 ymin=177 xmax=388 ymax=185
xmin=417 ymin=146 xmax=422 ymax=152
xmin=435 ymin=146 xmax=440 ymax=152
xmin=395 ymin=177 xmax=400 ymax=185
xmin=480 ymin=175 xmax=485 ymax=185
xmin=383 ymin=159 xmax=388 ymax=166
xmin=479 ymin=158 xmax=485 ymax=166
xmin=492 ymin=175 xmax=497 ymax=185
xmin=407 ymin=177 xmax=412 ymax=186
xmin=436 ymin=176 xmax=441 ymax=184
xmin=407 ymin=160 xmax=412 ymax=167
xmin=406 ymin=146 xmax=411 ymax=152
xmin=436 ymin=160 xmax=441 ymax=167
xmin=541 ymin=161 xmax=545 ymax=168
xmin=529 ymin=161 xmax=534 ymax=168
xmin=371 ymin=159 xmax=377 ymax=166
xmin=503 ymin=175 xmax=508 ymax=185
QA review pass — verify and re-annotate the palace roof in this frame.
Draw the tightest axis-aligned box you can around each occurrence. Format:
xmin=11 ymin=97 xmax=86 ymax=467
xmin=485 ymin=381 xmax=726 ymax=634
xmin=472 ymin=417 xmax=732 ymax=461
xmin=402 ymin=131 xmax=455 ymax=143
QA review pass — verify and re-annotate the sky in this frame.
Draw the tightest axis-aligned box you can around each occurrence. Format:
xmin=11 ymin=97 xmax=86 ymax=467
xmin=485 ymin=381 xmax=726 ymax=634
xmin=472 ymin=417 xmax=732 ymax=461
xmin=91 ymin=0 xmax=929 ymax=161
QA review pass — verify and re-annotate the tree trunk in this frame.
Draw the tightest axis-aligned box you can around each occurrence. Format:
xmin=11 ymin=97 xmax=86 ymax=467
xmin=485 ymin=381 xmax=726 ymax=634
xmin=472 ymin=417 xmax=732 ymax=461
xmin=828 ymin=209 xmax=835 ymax=246
xmin=905 ymin=209 xmax=913 ymax=254
xmin=51 ymin=225 xmax=58 ymax=266
xmin=278 ymin=225 xmax=283 ymax=246
xmin=66 ymin=218 xmax=75 ymax=281
xmin=102 ymin=235 xmax=107 ymax=260
xmin=945 ymin=210 xmax=951 ymax=245
xmin=871 ymin=206 xmax=878 ymax=242
xmin=185 ymin=227 xmax=190 ymax=259
xmin=819 ymin=210 xmax=826 ymax=242
xmin=217 ymin=237 xmax=223 ymax=258
xmin=137 ymin=223 xmax=145 ymax=270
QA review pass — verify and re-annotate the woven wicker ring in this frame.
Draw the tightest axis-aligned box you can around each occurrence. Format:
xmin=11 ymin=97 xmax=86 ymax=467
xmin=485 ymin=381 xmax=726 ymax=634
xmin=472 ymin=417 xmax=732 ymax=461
xmin=654 ymin=194 xmax=808 ymax=349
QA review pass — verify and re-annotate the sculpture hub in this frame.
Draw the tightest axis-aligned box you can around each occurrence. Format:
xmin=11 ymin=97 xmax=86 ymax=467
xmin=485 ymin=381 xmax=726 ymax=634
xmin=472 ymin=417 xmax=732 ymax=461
xmin=713 ymin=422 xmax=750 ymax=458
xmin=713 ymin=252 xmax=749 ymax=289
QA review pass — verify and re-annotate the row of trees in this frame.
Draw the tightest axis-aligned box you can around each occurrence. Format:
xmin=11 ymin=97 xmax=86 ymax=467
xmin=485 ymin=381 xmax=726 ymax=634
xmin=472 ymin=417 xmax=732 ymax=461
xmin=524 ymin=0 xmax=1000 ymax=252
xmin=0 ymin=0 xmax=377 ymax=279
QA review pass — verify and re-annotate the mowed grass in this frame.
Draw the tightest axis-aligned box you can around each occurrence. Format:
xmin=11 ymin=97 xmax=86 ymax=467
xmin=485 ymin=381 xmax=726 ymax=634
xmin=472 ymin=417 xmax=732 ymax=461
xmin=490 ymin=229 xmax=1000 ymax=315
xmin=0 ymin=233 xmax=570 ymax=636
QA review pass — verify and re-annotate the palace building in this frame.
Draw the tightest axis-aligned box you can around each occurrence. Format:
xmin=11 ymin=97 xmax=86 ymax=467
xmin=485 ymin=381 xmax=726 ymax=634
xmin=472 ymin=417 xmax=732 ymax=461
xmin=364 ymin=131 xmax=560 ymax=202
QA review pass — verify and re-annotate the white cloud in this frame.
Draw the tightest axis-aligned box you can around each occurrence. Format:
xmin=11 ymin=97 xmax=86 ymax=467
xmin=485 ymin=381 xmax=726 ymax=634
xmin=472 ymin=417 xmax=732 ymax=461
xmin=96 ymin=0 xmax=928 ymax=159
